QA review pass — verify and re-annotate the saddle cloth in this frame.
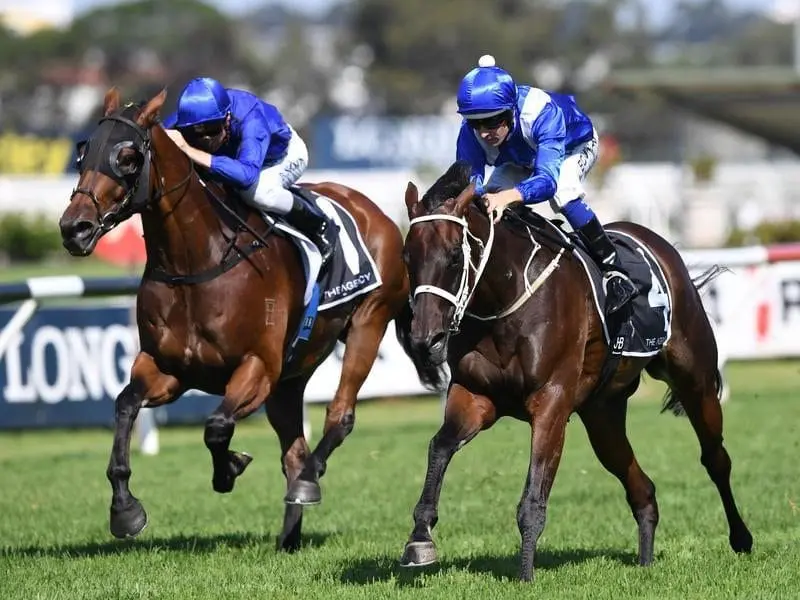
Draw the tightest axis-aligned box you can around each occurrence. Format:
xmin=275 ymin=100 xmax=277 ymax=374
xmin=543 ymin=220 xmax=673 ymax=356
xmin=264 ymin=187 xmax=382 ymax=311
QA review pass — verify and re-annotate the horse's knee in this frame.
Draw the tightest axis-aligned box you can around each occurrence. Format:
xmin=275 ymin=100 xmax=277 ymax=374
xmin=339 ymin=410 xmax=355 ymax=433
xmin=324 ymin=406 xmax=355 ymax=435
xmin=114 ymin=384 xmax=141 ymax=413
xmin=204 ymin=412 xmax=234 ymax=450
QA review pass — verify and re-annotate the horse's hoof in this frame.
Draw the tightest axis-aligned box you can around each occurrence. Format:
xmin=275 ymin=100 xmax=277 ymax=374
xmin=284 ymin=479 xmax=321 ymax=506
xmin=212 ymin=451 xmax=253 ymax=494
xmin=110 ymin=500 xmax=148 ymax=539
xmin=399 ymin=540 xmax=438 ymax=568
xmin=731 ymin=529 xmax=754 ymax=554
xmin=231 ymin=451 xmax=253 ymax=476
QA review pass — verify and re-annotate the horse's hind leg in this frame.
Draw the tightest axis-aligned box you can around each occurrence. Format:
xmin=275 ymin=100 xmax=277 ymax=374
xmin=108 ymin=352 xmax=181 ymax=539
xmin=577 ymin=384 xmax=659 ymax=566
xmin=400 ymin=383 xmax=497 ymax=568
xmin=205 ymin=354 xmax=276 ymax=494
xmin=266 ymin=376 xmax=312 ymax=552
xmin=653 ymin=332 xmax=753 ymax=554
xmin=285 ymin=298 xmax=393 ymax=505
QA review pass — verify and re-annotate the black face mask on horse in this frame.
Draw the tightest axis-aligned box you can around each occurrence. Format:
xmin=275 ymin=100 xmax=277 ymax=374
xmin=72 ymin=104 xmax=152 ymax=237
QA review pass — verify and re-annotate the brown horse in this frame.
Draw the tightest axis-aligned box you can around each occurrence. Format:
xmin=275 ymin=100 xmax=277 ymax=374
xmin=58 ymin=87 xmax=413 ymax=551
xmin=396 ymin=161 xmax=753 ymax=581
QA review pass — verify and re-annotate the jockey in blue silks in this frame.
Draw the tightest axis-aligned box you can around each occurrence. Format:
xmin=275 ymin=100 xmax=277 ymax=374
xmin=455 ymin=55 xmax=636 ymax=314
xmin=162 ymin=77 xmax=336 ymax=265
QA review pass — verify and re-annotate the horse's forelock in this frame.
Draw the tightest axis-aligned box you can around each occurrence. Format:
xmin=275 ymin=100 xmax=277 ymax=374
xmin=421 ymin=160 xmax=473 ymax=211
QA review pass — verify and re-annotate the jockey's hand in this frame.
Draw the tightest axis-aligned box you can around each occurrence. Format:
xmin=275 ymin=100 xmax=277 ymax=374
xmin=482 ymin=188 xmax=523 ymax=223
xmin=162 ymin=128 xmax=213 ymax=169
xmin=164 ymin=128 xmax=189 ymax=150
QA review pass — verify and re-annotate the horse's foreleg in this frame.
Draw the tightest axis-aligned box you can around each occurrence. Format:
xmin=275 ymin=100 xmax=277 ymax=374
xmin=205 ymin=353 xmax=275 ymax=494
xmin=108 ymin=352 xmax=181 ymax=539
xmin=285 ymin=304 xmax=391 ymax=505
xmin=517 ymin=383 xmax=571 ymax=582
xmin=399 ymin=383 xmax=497 ymax=568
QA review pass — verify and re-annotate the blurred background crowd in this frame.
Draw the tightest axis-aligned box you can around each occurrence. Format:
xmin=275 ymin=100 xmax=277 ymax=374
xmin=1 ymin=0 xmax=799 ymax=264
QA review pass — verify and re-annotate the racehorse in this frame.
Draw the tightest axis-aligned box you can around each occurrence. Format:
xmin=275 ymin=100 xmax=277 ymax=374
xmin=396 ymin=161 xmax=753 ymax=581
xmin=58 ymin=87 xmax=413 ymax=551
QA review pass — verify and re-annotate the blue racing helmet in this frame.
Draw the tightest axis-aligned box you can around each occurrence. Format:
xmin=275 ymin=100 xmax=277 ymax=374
xmin=173 ymin=77 xmax=231 ymax=128
xmin=456 ymin=55 xmax=517 ymax=119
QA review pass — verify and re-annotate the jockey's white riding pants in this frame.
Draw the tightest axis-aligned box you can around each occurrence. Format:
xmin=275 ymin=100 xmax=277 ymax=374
xmin=242 ymin=125 xmax=309 ymax=215
xmin=485 ymin=127 xmax=599 ymax=210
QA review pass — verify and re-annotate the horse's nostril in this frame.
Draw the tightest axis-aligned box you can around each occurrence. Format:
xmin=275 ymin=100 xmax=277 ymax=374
xmin=428 ymin=332 xmax=448 ymax=355
xmin=74 ymin=220 xmax=94 ymax=236
xmin=64 ymin=219 xmax=96 ymax=241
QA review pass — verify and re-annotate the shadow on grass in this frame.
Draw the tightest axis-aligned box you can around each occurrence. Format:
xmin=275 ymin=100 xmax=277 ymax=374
xmin=338 ymin=547 xmax=640 ymax=585
xmin=2 ymin=531 xmax=332 ymax=558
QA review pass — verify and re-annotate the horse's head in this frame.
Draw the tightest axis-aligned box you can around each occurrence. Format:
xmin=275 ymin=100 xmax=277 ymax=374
xmin=403 ymin=162 xmax=478 ymax=365
xmin=59 ymin=87 xmax=167 ymax=256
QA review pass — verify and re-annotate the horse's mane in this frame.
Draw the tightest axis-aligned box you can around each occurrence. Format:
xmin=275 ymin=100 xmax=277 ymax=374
xmin=421 ymin=160 xmax=473 ymax=211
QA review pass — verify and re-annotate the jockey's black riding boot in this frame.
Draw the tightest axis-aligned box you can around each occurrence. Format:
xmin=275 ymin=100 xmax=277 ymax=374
xmin=577 ymin=216 xmax=637 ymax=315
xmin=286 ymin=197 xmax=337 ymax=266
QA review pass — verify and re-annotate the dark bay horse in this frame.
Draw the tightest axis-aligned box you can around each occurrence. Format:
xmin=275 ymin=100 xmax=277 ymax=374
xmin=58 ymin=87 xmax=412 ymax=551
xmin=396 ymin=161 xmax=753 ymax=581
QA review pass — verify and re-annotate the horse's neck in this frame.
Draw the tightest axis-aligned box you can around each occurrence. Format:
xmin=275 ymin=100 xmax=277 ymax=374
xmin=466 ymin=207 xmax=559 ymax=316
xmin=141 ymin=163 xmax=230 ymax=275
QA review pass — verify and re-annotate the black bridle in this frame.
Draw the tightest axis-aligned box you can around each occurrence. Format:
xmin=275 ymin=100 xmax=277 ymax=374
xmin=69 ymin=106 xmax=276 ymax=285
xmin=70 ymin=112 xmax=178 ymax=232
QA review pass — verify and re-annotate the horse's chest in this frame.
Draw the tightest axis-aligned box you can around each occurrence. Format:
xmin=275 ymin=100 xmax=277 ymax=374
xmin=140 ymin=300 xmax=231 ymax=369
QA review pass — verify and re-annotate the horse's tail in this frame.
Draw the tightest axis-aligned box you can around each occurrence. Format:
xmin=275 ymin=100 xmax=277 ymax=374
xmin=660 ymin=264 xmax=727 ymax=417
xmin=394 ymin=299 xmax=449 ymax=392
xmin=692 ymin=264 xmax=727 ymax=294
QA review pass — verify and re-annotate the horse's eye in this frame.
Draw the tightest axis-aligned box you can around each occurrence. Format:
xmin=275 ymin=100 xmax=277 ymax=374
xmin=116 ymin=152 xmax=142 ymax=176
xmin=75 ymin=141 xmax=88 ymax=168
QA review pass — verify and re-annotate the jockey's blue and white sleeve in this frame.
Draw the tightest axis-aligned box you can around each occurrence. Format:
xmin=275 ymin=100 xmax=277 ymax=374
xmin=209 ymin=114 xmax=272 ymax=189
xmin=456 ymin=122 xmax=486 ymax=192
xmin=517 ymin=102 xmax=566 ymax=204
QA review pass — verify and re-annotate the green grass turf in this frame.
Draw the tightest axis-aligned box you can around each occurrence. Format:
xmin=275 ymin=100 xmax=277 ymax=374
xmin=1 ymin=361 xmax=799 ymax=599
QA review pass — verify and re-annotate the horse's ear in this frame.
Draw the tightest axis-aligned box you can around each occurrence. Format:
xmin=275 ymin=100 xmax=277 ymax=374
xmin=453 ymin=182 xmax=476 ymax=217
xmin=139 ymin=88 xmax=168 ymax=127
xmin=405 ymin=181 xmax=420 ymax=219
xmin=103 ymin=87 xmax=120 ymax=116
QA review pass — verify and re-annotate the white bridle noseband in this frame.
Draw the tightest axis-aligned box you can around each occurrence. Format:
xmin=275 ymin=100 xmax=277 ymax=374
xmin=408 ymin=213 xmax=494 ymax=332
xmin=408 ymin=211 xmax=564 ymax=332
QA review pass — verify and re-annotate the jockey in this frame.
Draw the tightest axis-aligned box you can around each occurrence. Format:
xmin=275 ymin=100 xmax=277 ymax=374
xmin=455 ymin=55 xmax=636 ymax=314
xmin=162 ymin=77 xmax=336 ymax=265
